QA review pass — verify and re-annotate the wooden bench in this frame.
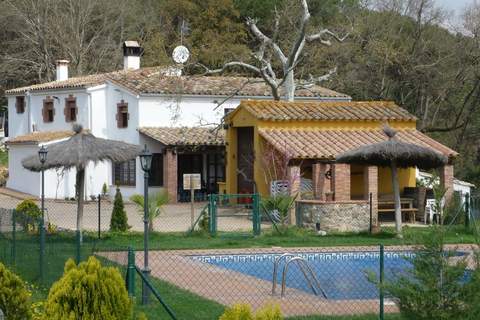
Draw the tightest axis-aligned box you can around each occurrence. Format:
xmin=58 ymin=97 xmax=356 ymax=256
xmin=378 ymin=198 xmax=418 ymax=223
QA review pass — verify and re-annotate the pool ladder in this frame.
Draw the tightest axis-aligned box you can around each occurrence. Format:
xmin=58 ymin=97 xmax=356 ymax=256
xmin=272 ymin=253 xmax=328 ymax=298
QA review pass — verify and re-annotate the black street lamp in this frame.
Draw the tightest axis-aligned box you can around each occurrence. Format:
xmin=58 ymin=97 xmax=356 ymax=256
xmin=38 ymin=145 xmax=47 ymax=283
xmin=139 ymin=144 xmax=152 ymax=304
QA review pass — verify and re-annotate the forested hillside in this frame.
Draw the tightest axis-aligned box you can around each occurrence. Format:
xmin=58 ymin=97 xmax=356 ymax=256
xmin=0 ymin=0 xmax=479 ymax=186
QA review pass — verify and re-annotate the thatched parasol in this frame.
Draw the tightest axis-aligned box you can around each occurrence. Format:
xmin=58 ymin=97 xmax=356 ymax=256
xmin=336 ymin=126 xmax=448 ymax=237
xmin=22 ymin=124 xmax=141 ymax=241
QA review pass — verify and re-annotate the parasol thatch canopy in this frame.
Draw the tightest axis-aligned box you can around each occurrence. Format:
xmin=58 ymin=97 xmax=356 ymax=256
xmin=22 ymin=124 xmax=141 ymax=171
xmin=21 ymin=124 xmax=141 ymax=247
xmin=336 ymin=126 xmax=448 ymax=169
xmin=336 ymin=125 xmax=448 ymax=238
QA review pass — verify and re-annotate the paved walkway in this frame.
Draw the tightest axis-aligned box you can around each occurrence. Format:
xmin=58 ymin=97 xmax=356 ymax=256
xmin=0 ymin=190 xmax=267 ymax=233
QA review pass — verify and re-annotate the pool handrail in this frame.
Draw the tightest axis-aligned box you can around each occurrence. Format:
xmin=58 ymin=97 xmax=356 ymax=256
xmin=280 ymin=257 xmax=328 ymax=299
xmin=272 ymin=253 xmax=297 ymax=295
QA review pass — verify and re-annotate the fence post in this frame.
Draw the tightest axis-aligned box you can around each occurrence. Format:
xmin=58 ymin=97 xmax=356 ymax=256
xmin=11 ymin=209 xmax=16 ymax=267
xmin=465 ymin=193 xmax=470 ymax=229
xmin=208 ymin=195 xmax=217 ymax=236
xmin=379 ymin=244 xmax=384 ymax=320
xmin=98 ymin=194 xmax=101 ymax=239
xmin=127 ymin=247 xmax=135 ymax=297
xmin=76 ymin=230 xmax=81 ymax=264
xmin=252 ymin=194 xmax=261 ymax=236
xmin=369 ymin=192 xmax=373 ymax=234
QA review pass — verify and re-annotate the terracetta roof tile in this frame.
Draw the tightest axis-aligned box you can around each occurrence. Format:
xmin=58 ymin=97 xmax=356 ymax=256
xmin=237 ymin=100 xmax=416 ymax=121
xmin=5 ymin=67 xmax=349 ymax=98
xmin=6 ymin=130 xmax=74 ymax=144
xmin=139 ymin=127 xmax=224 ymax=146
xmin=258 ymin=128 xmax=457 ymax=159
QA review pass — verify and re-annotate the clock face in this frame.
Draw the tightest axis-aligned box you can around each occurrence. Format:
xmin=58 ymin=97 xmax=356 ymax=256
xmin=172 ymin=46 xmax=190 ymax=64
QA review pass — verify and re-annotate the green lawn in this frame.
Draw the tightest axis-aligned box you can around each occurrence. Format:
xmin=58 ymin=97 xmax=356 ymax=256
xmin=94 ymin=225 xmax=478 ymax=252
xmin=0 ymin=149 xmax=7 ymax=166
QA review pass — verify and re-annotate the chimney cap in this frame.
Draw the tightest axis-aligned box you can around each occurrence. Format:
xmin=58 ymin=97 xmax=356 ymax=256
xmin=123 ymin=41 xmax=142 ymax=57
xmin=124 ymin=40 xmax=140 ymax=48
xmin=56 ymin=59 xmax=70 ymax=65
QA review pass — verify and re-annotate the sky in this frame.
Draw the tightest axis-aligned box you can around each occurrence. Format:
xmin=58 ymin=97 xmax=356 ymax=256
xmin=436 ymin=0 xmax=476 ymax=31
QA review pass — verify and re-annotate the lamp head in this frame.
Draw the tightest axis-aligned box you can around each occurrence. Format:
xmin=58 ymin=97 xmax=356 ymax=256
xmin=139 ymin=144 xmax=152 ymax=172
xmin=38 ymin=145 xmax=48 ymax=164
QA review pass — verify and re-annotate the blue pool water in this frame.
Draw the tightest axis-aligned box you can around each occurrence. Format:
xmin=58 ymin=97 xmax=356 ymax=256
xmin=190 ymin=251 xmax=416 ymax=300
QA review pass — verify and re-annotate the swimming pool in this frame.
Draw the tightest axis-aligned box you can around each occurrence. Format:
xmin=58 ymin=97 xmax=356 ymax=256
xmin=190 ymin=250 xmax=415 ymax=300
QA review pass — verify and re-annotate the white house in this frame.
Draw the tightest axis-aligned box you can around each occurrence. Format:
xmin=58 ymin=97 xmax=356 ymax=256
xmin=4 ymin=41 xmax=350 ymax=202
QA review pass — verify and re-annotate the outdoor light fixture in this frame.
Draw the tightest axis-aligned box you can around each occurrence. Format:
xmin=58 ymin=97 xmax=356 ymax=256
xmin=38 ymin=145 xmax=48 ymax=164
xmin=38 ymin=144 xmax=47 ymax=284
xmin=139 ymin=144 xmax=152 ymax=172
xmin=139 ymin=144 xmax=152 ymax=304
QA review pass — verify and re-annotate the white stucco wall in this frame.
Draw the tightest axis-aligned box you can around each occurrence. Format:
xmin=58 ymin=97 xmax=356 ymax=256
xmin=6 ymin=144 xmax=40 ymax=196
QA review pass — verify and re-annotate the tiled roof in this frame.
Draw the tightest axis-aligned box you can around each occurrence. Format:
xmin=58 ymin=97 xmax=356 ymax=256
xmin=235 ymin=100 xmax=416 ymax=121
xmin=139 ymin=127 xmax=225 ymax=146
xmin=5 ymin=74 xmax=110 ymax=94
xmin=5 ymin=67 xmax=349 ymax=98
xmin=258 ymin=128 xmax=457 ymax=159
xmin=7 ymin=130 xmax=74 ymax=145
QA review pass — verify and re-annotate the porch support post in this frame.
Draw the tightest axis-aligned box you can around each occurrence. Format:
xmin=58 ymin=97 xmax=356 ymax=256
xmin=312 ymin=163 xmax=326 ymax=200
xmin=439 ymin=164 xmax=454 ymax=205
xmin=332 ymin=164 xmax=350 ymax=201
xmin=365 ymin=166 xmax=378 ymax=225
xmin=287 ymin=165 xmax=301 ymax=224
xmin=163 ymin=148 xmax=178 ymax=203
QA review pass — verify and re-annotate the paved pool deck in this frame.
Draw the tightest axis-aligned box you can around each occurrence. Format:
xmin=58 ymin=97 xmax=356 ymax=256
xmin=97 ymin=244 xmax=478 ymax=317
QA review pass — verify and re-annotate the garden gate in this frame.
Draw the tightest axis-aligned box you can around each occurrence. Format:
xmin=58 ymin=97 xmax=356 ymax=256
xmin=206 ymin=193 xmax=261 ymax=236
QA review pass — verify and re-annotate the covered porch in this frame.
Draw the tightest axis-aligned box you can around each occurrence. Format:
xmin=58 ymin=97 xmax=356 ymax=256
xmin=259 ymin=128 xmax=458 ymax=232
xmin=139 ymin=127 xmax=225 ymax=203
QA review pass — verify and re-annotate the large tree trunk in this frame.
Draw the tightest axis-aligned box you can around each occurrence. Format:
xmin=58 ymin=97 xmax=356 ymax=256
xmin=76 ymin=166 xmax=85 ymax=244
xmin=390 ymin=161 xmax=403 ymax=238
xmin=284 ymin=70 xmax=296 ymax=101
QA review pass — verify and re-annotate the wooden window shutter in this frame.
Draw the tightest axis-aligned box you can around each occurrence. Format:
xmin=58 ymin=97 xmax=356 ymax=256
xmin=64 ymin=95 xmax=77 ymax=122
xmin=16 ymin=96 xmax=25 ymax=114
xmin=116 ymin=100 xmax=128 ymax=128
xmin=43 ymin=97 xmax=54 ymax=122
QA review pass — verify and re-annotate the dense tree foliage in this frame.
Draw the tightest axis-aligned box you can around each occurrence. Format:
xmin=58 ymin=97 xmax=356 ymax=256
xmin=0 ymin=0 xmax=479 ymax=185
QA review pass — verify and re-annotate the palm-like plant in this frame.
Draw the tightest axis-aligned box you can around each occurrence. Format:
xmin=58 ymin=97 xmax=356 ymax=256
xmin=130 ymin=190 xmax=169 ymax=232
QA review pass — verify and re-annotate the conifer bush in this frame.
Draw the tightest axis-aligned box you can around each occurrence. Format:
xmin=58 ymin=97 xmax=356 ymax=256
xmin=110 ymin=187 xmax=129 ymax=231
xmin=0 ymin=262 xmax=32 ymax=320
xmin=385 ymin=226 xmax=480 ymax=319
xmin=44 ymin=256 xmax=131 ymax=320
xmin=219 ymin=303 xmax=283 ymax=320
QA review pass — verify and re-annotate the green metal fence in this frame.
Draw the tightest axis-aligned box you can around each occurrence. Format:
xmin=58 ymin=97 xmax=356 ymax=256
xmin=207 ymin=193 xmax=261 ymax=236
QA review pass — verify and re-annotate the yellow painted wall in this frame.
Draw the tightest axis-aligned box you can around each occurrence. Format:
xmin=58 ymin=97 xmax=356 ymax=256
xmin=351 ymin=164 xmax=365 ymax=199
xmin=378 ymin=167 xmax=416 ymax=195
xmin=225 ymin=106 xmax=418 ymax=197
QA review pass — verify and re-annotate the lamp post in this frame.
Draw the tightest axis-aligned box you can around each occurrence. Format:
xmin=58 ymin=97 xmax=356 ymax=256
xmin=139 ymin=144 xmax=152 ymax=305
xmin=38 ymin=145 xmax=48 ymax=283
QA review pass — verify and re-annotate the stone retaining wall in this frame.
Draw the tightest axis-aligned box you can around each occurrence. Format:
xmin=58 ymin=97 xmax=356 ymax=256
xmin=296 ymin=200 xmax=370 ymax=233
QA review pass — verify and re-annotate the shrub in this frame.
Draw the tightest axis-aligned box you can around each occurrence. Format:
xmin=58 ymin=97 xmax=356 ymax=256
xmin=0 ymin=262 xmax=32 ymax=320
xmin=0 ymin=167 xmax=8 ymax=186
xmin=44 ymin=257 xmax=131 ymax=320
xmin=219 ymin=303 xmax=253 ymax=320
xmin=102 ymin=182 xmax=109 ymax=196
xmin=130 ymin=189 xmax=169 ymax=232
xmin=261 ymin=194 xmax=296 ymax=233
xmin=384 ymin=226 xmax=480 ymax=319
xmin=219 ymin=303 xmax=283 ymax=320
xmin=110 ymin=188 xmax=129 ymax=232
xmin=16 ymin=199 xmax=41 ymax=232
